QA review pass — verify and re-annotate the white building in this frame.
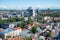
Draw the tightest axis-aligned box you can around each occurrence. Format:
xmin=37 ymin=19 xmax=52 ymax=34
xmin=0 ymin=27 xmax=22 ymax=39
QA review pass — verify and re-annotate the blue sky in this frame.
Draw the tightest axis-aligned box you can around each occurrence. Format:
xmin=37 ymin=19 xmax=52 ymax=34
xmin=0 ymin=0 xmax=60 ymax=9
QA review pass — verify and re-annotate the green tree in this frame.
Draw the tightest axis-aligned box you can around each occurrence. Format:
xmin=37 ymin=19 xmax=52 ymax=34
xmin=15 ymin=17 xmax=21 ymax=21
xmin=6 ymin=36 xmax=11 ymax=38
xmin=42 ymin=20 xmax=46 ymax=23
xmin=30 ymin=26 xmax=37 ymax=34
xmin=8 ymin=18 xmax=16 ymax=22
xmin=27 ymin=17 xmax=33 ymax=24
xmin=45 ymin=31 xmax=51 ymax=37
xmin=55 ymin=20 xmax=60 ymax=22
xmin=20 ymin=18 xmax=24 ymax=22
xmin=0 ymin=20 xmax=8 ymax=24
xmin=17 ymin=23 xmax=24 ymax=29
xmin=38 ymin=16 xmax=42 ymax=20
xmin=24 ymin=37 xmax=31 ymax=40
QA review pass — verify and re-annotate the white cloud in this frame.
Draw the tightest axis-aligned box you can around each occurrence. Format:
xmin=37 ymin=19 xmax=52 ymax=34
xmin=0 ymin=5 xmax=7 ymax=8
xmin=32 ymin=4 xmax=60 ymax=9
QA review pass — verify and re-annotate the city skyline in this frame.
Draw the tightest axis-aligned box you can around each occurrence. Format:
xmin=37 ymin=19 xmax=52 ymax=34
xmin=0 ymin=0 xmax=60 ymax=9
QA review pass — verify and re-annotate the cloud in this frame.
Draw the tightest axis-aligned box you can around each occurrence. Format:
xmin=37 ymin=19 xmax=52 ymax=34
xmin=0 ymin=5 xmax=7 ymax=8
xmin=32 ymin=4 xmax=60 ymax=9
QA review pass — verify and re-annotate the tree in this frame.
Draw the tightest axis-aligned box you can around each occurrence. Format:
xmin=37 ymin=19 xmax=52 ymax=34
xmin=0 ymin=17 xmax=25 ymax=24
xmin=30 ymin=26 xmax=37 ymax=34
xmin=8 ymin=18 xmax=16 ymax=22
xmin=45 ymin=31 xmax=51 ymax=37
xmin=42 ymin=20 xmax=46 ymax=23
xmin=24 ymin=37 xmax=31 ymax=40
xmin=20 ymin=18 xmax=24 ymax=22
xmin=17 ymin=23 xmax=24 ymax=29
xmin=0 ymin=20 xmax=8 ymax=24
xmin=55 ymin=20 xmax=60 ymax=22
xmin=27 ymin=17 xmax=33 ymax=24
xmin=6 ymin=36 xmax=11 ymax=38
xmin=15 ymin=17 xmax=21 ymax=21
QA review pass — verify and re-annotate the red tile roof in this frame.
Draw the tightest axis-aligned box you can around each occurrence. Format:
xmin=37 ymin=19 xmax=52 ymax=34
xmin=41 ymin=24 xmax=46 ymax=26
xmin=31 ymin=36 xmax=36 ymax=40
xmin=7 ymin=38 xmax=12 ymax=40
xmin=13 ymin=27 xmax=21 ymax=30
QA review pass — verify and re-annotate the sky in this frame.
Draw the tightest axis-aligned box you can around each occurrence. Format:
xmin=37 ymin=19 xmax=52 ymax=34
xmin=0 ymin=0 xmax=60 ymax=9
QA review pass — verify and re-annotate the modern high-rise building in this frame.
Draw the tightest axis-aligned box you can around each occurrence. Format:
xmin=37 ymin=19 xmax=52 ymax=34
xmin=26 ymin=7 xmax=33 ymax=17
